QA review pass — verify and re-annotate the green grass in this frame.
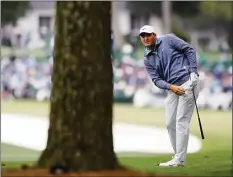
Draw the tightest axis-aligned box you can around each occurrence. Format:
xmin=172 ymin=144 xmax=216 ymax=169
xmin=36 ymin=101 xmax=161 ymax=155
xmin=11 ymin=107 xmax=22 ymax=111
xmin=1 ymin=46 xmax=49 ymax=58
xmin=1 ymin=143 xmax=40 ymax=162
xmin=1 ymin=100 xmax=232 ymax=176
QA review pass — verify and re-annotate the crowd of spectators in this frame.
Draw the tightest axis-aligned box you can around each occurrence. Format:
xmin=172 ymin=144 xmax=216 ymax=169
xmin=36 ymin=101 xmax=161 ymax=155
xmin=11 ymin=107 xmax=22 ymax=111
xmin=1 ymin=48 xmax=232 ymax=110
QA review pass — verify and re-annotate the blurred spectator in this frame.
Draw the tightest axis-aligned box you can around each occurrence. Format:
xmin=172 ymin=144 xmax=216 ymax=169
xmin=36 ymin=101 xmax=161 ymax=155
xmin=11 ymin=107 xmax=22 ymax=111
xmin=1 ymin=47 xmax=232 ymax=111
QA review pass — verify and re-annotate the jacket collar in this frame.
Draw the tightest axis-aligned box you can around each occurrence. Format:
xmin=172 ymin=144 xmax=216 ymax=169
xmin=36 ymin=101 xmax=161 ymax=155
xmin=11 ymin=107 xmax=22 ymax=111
xmin=144 ymin=38 xmax=162 ymax=57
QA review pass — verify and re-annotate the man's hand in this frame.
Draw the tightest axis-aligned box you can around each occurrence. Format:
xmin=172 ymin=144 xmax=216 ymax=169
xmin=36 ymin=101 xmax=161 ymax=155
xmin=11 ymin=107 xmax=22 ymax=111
xmin=169 ymin=84 xmax=185 ymax=96
xmin=189 ymin=72 xmax=198 ymax=88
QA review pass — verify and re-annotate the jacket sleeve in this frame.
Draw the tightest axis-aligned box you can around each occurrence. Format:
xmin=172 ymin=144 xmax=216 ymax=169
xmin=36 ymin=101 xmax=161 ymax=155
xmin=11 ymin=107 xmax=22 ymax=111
xmin=144 ymin=59 xmax=171 ymax=90
xmin=168 ymin=34 xmax=198 ymax=74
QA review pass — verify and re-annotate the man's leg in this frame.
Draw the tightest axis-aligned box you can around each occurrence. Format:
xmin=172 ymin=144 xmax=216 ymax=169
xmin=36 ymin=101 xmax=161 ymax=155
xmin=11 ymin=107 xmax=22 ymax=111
xmin=175 ymin=80 xmax=200 ymax=163
xmin=157 ymin=91 xmax=179 ymax=166
xmin=165 ymin=90 xmax=179 ymax=154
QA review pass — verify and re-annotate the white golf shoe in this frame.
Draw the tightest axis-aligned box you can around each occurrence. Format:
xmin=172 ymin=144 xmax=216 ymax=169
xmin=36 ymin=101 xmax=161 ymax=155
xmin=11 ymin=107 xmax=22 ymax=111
xmin=157 ymin=156 xmax=185 ymax=167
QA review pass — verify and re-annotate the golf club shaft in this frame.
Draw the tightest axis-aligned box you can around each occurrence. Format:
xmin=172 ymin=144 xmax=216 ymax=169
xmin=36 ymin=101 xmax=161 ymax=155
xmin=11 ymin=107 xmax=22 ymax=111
xmin=187 ymin=64 xmax=205 ymax=140
xmin=192 ymin=88 xmax=205 ymax=139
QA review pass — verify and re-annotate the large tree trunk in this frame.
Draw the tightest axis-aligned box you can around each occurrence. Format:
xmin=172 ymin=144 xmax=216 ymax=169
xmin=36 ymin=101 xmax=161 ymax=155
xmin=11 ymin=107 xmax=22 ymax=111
xmin=38 ymin=1 xmax=120 ymax=171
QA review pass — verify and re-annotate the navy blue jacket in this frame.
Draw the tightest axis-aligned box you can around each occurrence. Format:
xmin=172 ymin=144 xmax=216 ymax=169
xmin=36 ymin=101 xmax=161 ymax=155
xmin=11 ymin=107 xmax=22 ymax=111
xmin=144 ymin=34 xmax=198 ymax=90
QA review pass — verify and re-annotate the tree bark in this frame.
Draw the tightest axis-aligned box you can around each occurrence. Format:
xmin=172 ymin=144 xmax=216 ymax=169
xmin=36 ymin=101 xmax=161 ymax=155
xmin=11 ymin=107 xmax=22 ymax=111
xmin=38 ymin=1 xmax=120 ymax=171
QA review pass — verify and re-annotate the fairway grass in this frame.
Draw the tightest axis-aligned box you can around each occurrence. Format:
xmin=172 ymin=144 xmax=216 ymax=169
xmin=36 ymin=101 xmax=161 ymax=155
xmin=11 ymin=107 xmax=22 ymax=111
xmin=1 ymin=143 xmax=40 ymax=162
xmin=1 ymin=100 xmax=232 ymax=176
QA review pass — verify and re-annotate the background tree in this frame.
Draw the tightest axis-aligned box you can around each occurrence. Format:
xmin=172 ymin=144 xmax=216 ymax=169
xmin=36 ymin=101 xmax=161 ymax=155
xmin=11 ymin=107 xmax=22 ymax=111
xmin=127 ymin=1 xmax=200 ymax=18
xmin=126 ymin=1 xmax=200 ymax=46
xmin=172 ymin=1 xmax=200 ymax=17
xmin=200 ymin=1 xmax=233 ymax=49
xmin=127 ymin=1 xmax=232 ymax=48
xmin=200 ymin=2 xmax=232 ymax=21
xmin=1 ymin=1 xmax=29 ymax=25
xmin=38 ymin=1 xmax=121 ymax=171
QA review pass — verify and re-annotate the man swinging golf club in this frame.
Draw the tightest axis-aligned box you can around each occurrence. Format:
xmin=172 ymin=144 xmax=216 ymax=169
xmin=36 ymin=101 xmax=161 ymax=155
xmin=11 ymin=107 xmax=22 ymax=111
xmin=139 ymin=25 xmax=200 ymax=167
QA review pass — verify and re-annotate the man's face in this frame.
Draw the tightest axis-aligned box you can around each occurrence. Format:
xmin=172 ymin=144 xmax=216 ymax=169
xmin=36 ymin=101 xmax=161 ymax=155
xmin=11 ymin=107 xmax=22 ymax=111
xmin=140 ymin=33 xmax=156 ymax=47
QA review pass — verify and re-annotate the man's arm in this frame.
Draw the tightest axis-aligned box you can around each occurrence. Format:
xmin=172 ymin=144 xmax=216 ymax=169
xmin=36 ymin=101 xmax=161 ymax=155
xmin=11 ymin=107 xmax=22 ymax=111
xmin=144 ymin=59 xmax=170 ymax=90
xmin=144 ymin=58 xmax=186 ymax=95
xmin=168 ymin=34 xmax=198 ymax=75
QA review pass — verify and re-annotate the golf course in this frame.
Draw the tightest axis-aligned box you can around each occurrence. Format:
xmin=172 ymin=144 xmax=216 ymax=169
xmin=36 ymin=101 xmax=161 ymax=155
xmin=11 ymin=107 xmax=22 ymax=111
xmin=1 ymin=99 xmax=232 ymax=176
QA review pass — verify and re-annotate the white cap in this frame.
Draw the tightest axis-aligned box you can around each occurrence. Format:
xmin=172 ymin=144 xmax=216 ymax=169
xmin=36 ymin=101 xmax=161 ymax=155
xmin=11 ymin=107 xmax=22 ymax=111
xmin=139 ymin=25 xmax=155 ymax=36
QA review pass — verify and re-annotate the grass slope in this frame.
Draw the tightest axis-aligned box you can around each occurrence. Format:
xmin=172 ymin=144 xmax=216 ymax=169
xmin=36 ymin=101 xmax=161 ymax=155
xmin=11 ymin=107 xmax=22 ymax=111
xmin=1 ymin=100 xmax=232 ymax=176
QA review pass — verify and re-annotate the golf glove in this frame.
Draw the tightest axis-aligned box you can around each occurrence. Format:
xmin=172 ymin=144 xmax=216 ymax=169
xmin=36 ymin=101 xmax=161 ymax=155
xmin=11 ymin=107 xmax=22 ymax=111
xmin=189 ymin=72 xmax=198 ymax=89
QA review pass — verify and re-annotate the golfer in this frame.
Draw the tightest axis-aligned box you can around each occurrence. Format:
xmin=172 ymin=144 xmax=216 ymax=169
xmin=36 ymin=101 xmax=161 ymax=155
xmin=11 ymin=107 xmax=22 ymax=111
xmin=139 ymin=25 xmax=199 ymax=167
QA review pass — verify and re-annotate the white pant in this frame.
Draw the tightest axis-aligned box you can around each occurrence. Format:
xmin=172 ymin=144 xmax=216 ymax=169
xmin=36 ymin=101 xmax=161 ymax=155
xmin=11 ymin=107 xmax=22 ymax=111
xmin=165 ymin=79 xmax=200 ymax=163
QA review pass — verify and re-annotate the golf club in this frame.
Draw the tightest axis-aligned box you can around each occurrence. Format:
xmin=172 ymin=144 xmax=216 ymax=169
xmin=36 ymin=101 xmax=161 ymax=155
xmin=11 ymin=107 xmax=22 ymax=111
xmin=187 ymin=68 xmax=205 ymax=140
xmin=192 ymin=87 xmax=205 ymax=140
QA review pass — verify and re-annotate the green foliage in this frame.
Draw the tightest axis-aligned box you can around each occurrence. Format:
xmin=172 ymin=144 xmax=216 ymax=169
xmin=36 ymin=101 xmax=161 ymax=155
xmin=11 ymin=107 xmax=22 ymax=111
xmin=200 ymin=2 xmax=233 ymax=21
xmin=127 ymin=2 xmax=161 ymax=17
xmin=172 ymin=16 xmax=189 ymax=42
xmin=172 ymin=1 xmax=200 ymax=17
xmin=127 ymin=1 xmax=201 ymax=17
xmin=1 ymin=1 xmax=29 ymax=25
xmin=200 ymin=2 xmax=233 ymax=50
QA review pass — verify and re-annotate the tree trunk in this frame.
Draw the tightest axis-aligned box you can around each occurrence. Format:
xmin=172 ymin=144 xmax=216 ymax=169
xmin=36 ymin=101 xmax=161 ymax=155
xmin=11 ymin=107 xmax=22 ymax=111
xmin=38 ymin=1 xmax=120 ymax=171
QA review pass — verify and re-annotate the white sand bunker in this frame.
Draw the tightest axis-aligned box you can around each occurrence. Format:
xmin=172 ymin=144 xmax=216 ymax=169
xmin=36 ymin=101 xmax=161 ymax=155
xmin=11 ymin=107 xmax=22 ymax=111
xmin=1 ymin=113 xmax=202 ymax=154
